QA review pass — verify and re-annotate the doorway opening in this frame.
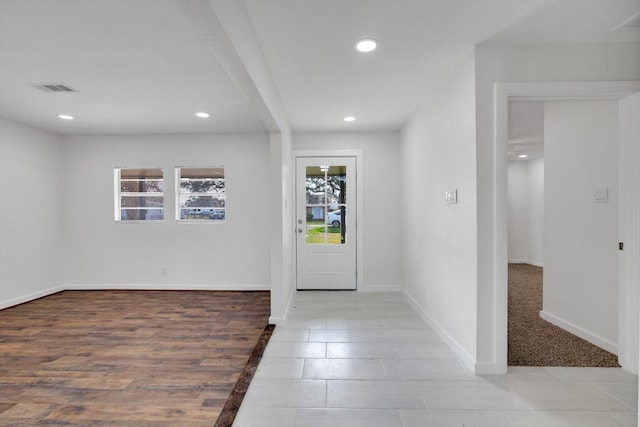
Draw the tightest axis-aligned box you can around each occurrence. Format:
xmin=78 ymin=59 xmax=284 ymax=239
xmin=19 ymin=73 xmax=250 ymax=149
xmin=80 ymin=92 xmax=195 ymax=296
xmin=495 ymin=81 xmax=640 ymax=375
xmin=506 ymin=100 xmax=620 ymax=367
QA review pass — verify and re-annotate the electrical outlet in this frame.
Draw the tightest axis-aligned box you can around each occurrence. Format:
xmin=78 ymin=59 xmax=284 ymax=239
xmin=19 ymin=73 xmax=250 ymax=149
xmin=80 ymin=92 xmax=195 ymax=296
xmin=161 ymin=267 xmax=167 ymax=276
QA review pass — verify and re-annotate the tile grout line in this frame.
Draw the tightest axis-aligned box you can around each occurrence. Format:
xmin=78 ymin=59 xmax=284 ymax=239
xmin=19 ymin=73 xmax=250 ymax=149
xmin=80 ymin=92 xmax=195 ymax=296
xmin=591 ymin=382 xmax=637 ymax=412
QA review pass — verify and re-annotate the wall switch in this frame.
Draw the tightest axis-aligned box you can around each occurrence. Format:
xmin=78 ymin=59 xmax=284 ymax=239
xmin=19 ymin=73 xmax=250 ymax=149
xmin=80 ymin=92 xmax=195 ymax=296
xmin=445 ymin=189 xmax=458 ymax=205
xmin=594 ymin=188 xmax=608 ymax=203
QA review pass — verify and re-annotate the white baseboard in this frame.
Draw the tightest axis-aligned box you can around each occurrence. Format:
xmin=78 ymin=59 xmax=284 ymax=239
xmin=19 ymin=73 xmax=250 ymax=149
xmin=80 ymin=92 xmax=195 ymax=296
xmin=475 ymin=362 xmax=506 ymax=375
xmin=63 ymin=283 xmax=270 ymax=291
xmin=540 ymin=310 xmax=618 ymax=355
xmin=401 ymin=289 xmax=476 ymax=373
xmin=358 ymin=284 xmax=401 ymax=292
xmin=1 ymin=284 xmax=270 ymax=311
xmin=508 ymin=259 xmax=544 ymax=268
xmin=271 ymin=284 xmax=298 ymax=326
xmin=0 ymin=285 xmax=65 ymax=310
xmin=268 ymin=316 xmax=286 ymax=325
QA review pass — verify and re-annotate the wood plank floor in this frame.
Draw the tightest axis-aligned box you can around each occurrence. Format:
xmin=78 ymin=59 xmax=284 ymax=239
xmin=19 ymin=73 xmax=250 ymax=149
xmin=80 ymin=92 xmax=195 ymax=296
xmin=0 ymin=290 xmax=270 ymax=426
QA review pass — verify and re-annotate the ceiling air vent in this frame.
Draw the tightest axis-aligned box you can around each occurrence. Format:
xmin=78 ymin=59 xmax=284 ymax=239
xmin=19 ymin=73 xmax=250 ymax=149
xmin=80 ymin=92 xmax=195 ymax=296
xmin=612 ymin=12 xmax=640 ymax=32
xmin=31 ymin=83 xmax=77 ymax=93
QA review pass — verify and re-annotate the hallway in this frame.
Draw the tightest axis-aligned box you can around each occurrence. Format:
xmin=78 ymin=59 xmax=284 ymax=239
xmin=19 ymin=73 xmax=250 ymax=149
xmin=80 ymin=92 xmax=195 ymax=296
xmin=235 ymin=291 xmax=637 ymax=426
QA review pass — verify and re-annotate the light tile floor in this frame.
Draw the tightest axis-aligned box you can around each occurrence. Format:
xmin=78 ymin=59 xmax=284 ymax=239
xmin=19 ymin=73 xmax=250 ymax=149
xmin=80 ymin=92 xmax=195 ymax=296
xmin=234 ymin=291 xmax=638 ymax=427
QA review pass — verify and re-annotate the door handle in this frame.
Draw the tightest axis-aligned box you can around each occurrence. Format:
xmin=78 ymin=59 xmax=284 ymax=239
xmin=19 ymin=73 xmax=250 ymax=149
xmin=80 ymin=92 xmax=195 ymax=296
xmin=297 ymin=228 xmax=303 ymax=234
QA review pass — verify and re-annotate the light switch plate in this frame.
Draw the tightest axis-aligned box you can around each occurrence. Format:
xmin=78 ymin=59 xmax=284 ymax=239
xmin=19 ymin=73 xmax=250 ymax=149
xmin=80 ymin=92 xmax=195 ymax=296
xmin=446 ymin=189 xmax=457 ymax=205
xmin=594 ymin=188 xmax=608 ymax=203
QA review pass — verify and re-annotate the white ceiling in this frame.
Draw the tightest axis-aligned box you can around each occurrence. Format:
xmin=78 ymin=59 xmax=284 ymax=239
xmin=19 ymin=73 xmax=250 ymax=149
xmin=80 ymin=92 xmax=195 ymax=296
xmin=0 ymin=0 xmax=266 ymax=135
xmin=508 ymin=101 xmax=545 ymax=161
xmin=0 ymin=0 xmax=638 ymax=136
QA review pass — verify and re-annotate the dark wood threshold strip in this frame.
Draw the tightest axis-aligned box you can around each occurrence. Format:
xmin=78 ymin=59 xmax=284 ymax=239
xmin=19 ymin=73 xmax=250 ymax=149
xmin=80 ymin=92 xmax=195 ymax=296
xmin=214 ymin=324 xmax=275 ymax=427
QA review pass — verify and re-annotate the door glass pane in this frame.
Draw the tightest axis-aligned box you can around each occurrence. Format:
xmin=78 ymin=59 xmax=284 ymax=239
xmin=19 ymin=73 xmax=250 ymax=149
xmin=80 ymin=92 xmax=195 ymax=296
xmin=305 ymin=164 xmax=347 ymax=245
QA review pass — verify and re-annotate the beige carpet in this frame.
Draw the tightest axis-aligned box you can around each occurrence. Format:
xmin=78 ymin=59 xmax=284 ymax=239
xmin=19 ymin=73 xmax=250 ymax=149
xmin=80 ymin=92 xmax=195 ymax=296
xmin=508 ymin=263 xmax=619 ymax=367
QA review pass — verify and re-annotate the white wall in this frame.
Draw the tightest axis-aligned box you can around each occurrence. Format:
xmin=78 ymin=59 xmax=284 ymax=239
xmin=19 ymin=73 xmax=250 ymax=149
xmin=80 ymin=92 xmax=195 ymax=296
xmin=269 ymin=130 xmax=295 ymax=324
xmin=62 ymin=133 xmax=271 ymax=289
xmin=542 ymin=100 xmax=619 ymax=352
xmin=401 ymin=52 xmax=478 ymax=369
xmin=292 ymin=131 xmax=402 ymax=291
xmin=508 ymin=161 xmax=529 ymax=262
xmin=528 ymin=158 xmax=544 ymax=265
xmin=508 ymin=158 xmax=544 ymax=266
xmin=475 ymin=42 xmax=640 ymax=371
xmin=0 ymin=118 xmax=64 ymax=308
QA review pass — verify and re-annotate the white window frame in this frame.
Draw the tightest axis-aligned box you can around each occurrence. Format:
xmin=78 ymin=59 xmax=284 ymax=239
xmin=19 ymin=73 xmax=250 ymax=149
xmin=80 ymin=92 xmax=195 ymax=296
xmin=175 ymin=166 xmax=226 ymax=223
xmin=114 ymin=167 xmax=164 ymax=222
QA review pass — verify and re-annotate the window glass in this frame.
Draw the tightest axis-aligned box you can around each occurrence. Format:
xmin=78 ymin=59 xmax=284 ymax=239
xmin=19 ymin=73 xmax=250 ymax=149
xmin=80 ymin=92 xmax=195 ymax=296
xmin=176 ymin=167 xmax=225 ymax=221
xmin=115 ymin=168 xmax=164 ymax=221
xmin=305 ymin=165 xmax=347 ymax=244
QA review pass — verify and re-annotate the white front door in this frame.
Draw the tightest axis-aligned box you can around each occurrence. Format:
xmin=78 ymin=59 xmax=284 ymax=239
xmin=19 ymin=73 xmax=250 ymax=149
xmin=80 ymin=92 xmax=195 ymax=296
xmin=296 ymin=156 xmax=356 ymax=290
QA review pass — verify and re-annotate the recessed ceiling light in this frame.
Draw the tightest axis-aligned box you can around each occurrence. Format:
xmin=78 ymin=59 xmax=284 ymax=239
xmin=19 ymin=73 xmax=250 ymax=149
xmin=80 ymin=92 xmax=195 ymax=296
xmin=355 ymin=39 xmax=377 ymax=53
xmin=344 ymin=116 xmax=356 ymax=122
xmin=518 ymin=154 xmax=528 ymax=159
xmin=195 ymin=112 xmax=210 ymax=118
xmin=57 ymin=114 xmax=74 ymax=120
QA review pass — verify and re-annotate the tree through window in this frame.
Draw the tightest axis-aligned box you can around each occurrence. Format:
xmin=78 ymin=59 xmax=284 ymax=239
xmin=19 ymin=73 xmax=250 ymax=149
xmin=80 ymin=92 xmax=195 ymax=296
xmin=114 ymin=168 xmax=164 ymax=221
xmin=176 ymin=167 xmax=225 ymax=221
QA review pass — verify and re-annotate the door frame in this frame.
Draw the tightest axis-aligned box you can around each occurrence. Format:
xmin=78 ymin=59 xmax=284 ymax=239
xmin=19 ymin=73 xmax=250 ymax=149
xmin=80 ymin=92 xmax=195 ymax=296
xmin=493 ymin=81 xmax=640 ymax=374
xmin=293 ymin=149 xmax=363 ymax=291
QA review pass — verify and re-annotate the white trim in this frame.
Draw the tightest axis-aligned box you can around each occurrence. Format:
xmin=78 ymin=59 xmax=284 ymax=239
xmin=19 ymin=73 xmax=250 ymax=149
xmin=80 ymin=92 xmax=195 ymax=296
xmin=270 ymin=285 xmax=297 ymax=326
xmin=0 ymin=285 xmax=65 ymax=310
xmin=268 ymin=316 xmax=286 ymax=325
xmin=63 ymin=284 xmax=270 ymax=291
xmin=540 ymin=310 xmax=618 ymax=355
xmin=508 ymin=259 xmax=544 ymax=268
xmin=293 ymin=149 xmax=364 ymax=157
xmin=357 ymin=284 xmax=402 ymax=292
xmin=494 ymin=81 xmax=640 ymax=375
xmin=501 ymin=81 xmax=640 ymax=101
xmin=475 ymin=363 xmax=503 ymax=375
xmin=618 ymin=93 xmax=640 ymax=375
xmin=401 ymin=289 xmax=476 ymax=373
